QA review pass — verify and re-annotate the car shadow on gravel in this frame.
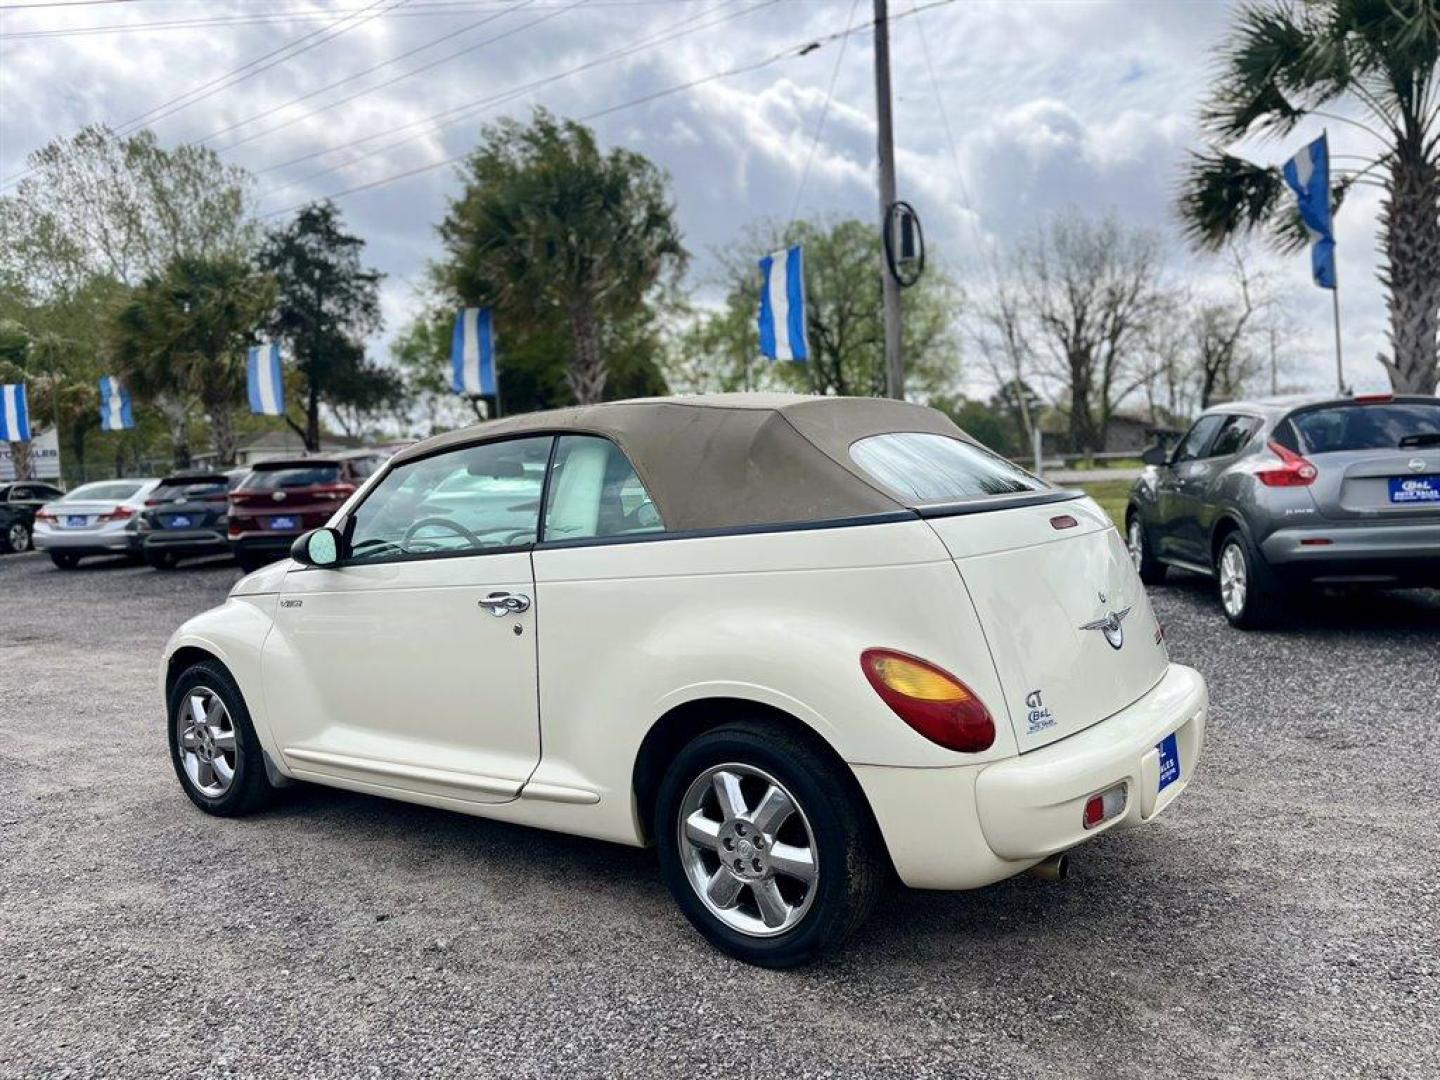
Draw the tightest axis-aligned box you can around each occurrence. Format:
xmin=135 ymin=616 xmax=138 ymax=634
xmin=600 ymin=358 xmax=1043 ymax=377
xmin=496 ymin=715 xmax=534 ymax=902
xmin=1153 ymin=569 xmax=1439 ymax=635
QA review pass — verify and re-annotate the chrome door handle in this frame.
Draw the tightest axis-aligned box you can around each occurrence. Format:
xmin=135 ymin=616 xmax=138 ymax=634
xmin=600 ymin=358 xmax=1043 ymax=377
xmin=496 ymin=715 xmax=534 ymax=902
xmin=479 ymin=591 xmax=530 ymax=617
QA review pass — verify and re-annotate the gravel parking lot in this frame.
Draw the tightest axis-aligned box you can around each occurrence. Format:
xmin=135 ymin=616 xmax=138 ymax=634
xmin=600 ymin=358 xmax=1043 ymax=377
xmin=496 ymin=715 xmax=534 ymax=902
xmin=1 ymin=550 xmax=1436 ymax=1079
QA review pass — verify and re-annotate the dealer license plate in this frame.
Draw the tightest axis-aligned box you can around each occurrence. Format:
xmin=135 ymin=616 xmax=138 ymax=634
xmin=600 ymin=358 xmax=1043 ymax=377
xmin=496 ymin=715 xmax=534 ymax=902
xmin=1157 ymin=733 xmax=1180 ymax=792
xmin=1389 ymin=475 xmax=1440 ymax=503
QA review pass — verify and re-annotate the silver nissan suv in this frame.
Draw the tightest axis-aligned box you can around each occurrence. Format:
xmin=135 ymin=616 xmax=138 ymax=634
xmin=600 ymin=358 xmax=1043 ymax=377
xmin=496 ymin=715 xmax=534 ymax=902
xmin=1125 ymin=393 xmax=1440 ymax=628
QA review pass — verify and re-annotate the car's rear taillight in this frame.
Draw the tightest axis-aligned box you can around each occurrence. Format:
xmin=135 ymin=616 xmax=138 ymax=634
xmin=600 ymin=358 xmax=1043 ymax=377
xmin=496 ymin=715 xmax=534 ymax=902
xmin=860 ymin=648 xmax=996 ymax=753
xmin=1353 ymin=392 xmax=1394 ymax=404
xmin=98 ymin=505 xmax=135 ymax=522
xmin=1083 ymin=783 xmax=1127 ymax=829
xmin=311 ymin=483 xmax=355 ymax=502
xmin=1256 ymin=440 xmax=1318 ymax=487
xmin=34 ymin=510 xmax=56 ymax=523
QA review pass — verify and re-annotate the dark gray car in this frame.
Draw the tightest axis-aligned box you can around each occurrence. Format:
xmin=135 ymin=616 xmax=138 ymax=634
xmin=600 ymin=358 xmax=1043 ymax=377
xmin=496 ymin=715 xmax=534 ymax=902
xmin=1125 ymin=393 xmax=1440 ymax=627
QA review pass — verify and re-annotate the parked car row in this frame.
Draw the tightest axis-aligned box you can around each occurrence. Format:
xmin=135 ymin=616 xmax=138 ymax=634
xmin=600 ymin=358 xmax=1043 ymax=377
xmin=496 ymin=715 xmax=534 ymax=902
xmin=5 ymin=450 xmax=391 ymax=572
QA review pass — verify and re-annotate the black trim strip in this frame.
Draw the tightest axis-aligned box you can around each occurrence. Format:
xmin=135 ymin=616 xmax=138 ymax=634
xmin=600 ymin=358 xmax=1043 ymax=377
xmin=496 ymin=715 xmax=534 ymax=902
xmin=536 ymin=510 xmax=919 ymax=550
xmin=914 ymin=489 xmax=1085 ymax=519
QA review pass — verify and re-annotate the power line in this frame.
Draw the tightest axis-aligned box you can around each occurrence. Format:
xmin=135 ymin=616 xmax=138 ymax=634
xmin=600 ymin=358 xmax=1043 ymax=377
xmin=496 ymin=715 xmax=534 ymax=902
xmin=0 ymin=0 xmax=406 ymax=189
xmin=254 ymin=0 xmax=761 ymax=196
xmin=198 ymin=0 xmax=533 ymax=144
xmin=261 ymin=0 xmax=958 ymax=218
xmin=216 ymin=0 xmax=583 ymax=153
xmin=786 ymin=0 xmax=860 ymax=228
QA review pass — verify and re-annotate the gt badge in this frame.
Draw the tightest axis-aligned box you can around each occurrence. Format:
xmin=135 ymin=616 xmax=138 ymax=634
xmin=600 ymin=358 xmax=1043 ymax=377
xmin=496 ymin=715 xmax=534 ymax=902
xmin=1024 ymin=689 xmax=1056 ymax=733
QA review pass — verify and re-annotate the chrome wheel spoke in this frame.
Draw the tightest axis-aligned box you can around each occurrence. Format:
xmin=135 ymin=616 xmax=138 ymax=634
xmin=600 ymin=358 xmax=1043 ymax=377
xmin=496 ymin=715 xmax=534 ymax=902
xmin=677 ymin=762 xmax=819 ymax=939
xmin=195 ymin=759 xmax=216 ymax=790
xmin=187 ymin=694 xmax=208 ymax=728
xmin=768 ymin=841 xmax=816 ymax=884
xmin=752 ymin=878 xmax=791 ymax=928
xmin=749 ymin=783 xmax=794 ymax=836
xmin=684 ymin=811 xmax=721 ymax=851
xmin=212 ymin=755 xmax=235 ymax=785
xmin=211 ymin=729 xmax=236 ymax=753
xmin=711 ymin=770 xmax=746 ymax=822
xmin=705 ymin=868 xmax=745 ymax=909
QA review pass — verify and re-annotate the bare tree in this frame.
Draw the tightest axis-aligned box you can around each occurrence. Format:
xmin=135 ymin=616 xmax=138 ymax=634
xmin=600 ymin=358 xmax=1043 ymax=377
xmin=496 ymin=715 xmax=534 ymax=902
xmin=1016 ymin=214 xmax=1169 ymax=453
xmin=1185 ymin=246 xmax=1268 ymax=409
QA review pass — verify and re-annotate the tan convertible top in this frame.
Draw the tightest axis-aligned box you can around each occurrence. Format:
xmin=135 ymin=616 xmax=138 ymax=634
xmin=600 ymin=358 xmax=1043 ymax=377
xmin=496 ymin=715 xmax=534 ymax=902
xmin=389 ymin=393 xmax=972 ymax=532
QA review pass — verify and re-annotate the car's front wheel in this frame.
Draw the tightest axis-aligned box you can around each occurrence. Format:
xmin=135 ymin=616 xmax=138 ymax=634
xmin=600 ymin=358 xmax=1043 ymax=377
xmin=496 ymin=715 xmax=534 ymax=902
xmin=167 ymin=660 xmax=277 ymax=816
xmin=1216 ymin=531 xmax=1283 ymax=629
xmin=4 ymin=520 xmax=30 ymax=553
xmin=655 ymin=722 xmax=883 ymax=967
xmin=1126 ymin=510 xmax=1166 ymax=586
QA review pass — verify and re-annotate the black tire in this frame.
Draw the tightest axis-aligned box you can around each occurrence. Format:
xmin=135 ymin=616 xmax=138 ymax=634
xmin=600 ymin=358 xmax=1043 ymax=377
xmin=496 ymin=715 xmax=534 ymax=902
xmin=167 ymin=659 xmax=277 ymax=817
xmin=654 ymin=721 xmax=884 ymax=968
xmin=1126 ymin=509 xmax=1167 ymax=586
xmin=49 ymin=551 xmax=79 ymax=570
xmin=3 ymin=520 xmax=31 ymax=553
xmin=1215 ymin=529 xmax=1284 ymax=629
xmin=146 ymin=550 xmax=178 ymax=570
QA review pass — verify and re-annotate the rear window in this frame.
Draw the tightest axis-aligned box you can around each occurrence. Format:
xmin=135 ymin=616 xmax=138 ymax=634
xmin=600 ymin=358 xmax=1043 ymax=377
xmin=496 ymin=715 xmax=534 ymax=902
xmin=850 ymin=432 xmax=1046 ymax=502
xmin=153 ymin=477 xmax=229 ymax=500
xmin=63 ymin=482 xmax=142 ymax=502
xmin=1291 ymin=402 xmax=1440 ymax=453
xmin=241 ymin=464 xmax=342 ymax=490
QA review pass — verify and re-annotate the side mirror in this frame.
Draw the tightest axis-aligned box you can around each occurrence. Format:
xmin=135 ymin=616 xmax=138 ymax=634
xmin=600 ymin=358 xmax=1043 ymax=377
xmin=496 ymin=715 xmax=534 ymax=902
xmin=291 ymin=526 xmax=342 ymax=567
xmin=1141 ymin=445 xmax=1169 ymax=467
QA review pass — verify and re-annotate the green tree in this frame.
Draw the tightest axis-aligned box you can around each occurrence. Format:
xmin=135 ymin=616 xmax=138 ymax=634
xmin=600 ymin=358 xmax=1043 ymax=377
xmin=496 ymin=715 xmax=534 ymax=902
xmin=259 ymin=201 xmax=396 ymax=450
xmin=437 ymin=109 xmax=686 ymax=404
xmin=674 ymin=217 xmax=961 ymax=399
xmin=0 ymin=125 xmax=257 ymax=299
xmin=1179 ymin=0 xmax=1440 ymax=394
xmin=109 ymin=255 xmax=275 ymax=466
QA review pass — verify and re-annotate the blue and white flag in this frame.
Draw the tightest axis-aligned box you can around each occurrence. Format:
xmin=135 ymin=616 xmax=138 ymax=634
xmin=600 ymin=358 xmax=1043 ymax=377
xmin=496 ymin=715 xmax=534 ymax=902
xmin=451 ymin=307 xmax=496 ymax=396
xmin=0 ymin=383 xmax=31 ymax=443
xmin=1282 ymin=134 xmax=1336 ymax=290
xmin=247 ymin=342 xmax=285 ymax=416
xmin=98 ymin=375 xmax=135 ymax=432
xmin=757 ymin=245 xmax=808 ymax=362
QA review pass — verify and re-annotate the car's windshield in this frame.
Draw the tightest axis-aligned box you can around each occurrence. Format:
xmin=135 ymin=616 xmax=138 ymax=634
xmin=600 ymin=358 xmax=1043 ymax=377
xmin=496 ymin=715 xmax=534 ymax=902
xmin=62 ymin=482 xmax=142 ymax=502
xmin=849 ymin=432 xmax=1046 ymax=503
xmin=241 ymin=465 xmax=341 ymax=490
xmin=1290 ymin=402 xmax=1440 ymax=453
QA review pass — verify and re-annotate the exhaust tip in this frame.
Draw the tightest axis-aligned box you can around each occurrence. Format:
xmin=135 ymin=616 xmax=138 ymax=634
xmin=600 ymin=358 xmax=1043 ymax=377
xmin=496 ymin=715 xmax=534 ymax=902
xmin=1027 ymin=852 xmax=1069 ymax=882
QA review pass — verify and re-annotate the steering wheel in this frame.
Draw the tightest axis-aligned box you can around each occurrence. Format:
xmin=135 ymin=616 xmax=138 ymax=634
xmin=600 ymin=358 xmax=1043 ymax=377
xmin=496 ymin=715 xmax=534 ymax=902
xmin=402 ymin=517 xmax=485 ymax=551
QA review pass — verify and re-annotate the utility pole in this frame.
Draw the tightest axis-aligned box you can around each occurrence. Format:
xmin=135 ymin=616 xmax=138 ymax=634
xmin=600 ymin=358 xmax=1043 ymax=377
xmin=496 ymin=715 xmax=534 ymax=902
xmin=872 ymin=0 xmax=904 ymax=399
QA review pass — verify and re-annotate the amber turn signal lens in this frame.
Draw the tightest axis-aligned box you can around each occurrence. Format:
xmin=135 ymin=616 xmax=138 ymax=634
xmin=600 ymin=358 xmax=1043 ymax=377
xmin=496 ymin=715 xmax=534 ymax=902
xmin=860 ymin=648 xmax=996 ymax=753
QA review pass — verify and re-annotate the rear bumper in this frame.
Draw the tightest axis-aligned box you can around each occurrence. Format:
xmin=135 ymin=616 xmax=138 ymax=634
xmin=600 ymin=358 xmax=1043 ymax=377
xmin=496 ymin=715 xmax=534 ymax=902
xmin=230 ymin=533 xmax=300 ymax=558
xmin=143 ymin=529 xmax=229 ymax=556
xmin=853 ymin=663 xmax=1207 ymax=890
xmin=1260 ymin=522 xmax=1440 ymax=585
xmin=33 ymin=524 xmax=141 ymax=554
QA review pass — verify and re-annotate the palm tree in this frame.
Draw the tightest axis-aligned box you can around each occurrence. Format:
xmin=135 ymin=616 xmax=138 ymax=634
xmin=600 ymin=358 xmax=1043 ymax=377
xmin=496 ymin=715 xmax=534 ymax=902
xmin=1179 ymin=0 xmax=1440 ymax=395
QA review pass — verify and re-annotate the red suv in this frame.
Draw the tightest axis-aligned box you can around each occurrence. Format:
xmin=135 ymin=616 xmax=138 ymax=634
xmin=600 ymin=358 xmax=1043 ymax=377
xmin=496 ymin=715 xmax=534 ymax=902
xmin=228 ymin=452 xmax=385 ymax=572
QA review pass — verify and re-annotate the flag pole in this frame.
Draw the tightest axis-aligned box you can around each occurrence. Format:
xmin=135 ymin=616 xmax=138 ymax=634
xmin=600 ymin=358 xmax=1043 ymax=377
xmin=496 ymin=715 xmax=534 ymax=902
xmin=1330 ymin=277 xmax=1345 ymax=395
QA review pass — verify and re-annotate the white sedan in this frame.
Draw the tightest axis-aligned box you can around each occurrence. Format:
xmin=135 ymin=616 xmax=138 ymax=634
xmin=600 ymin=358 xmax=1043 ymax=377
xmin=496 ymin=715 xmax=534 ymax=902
xmin=161 ymin=394 xmax=1206 ymax=966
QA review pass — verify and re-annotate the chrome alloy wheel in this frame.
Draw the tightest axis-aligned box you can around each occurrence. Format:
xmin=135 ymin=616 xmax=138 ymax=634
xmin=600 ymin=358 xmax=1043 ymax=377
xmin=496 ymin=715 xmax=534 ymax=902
xmin=1126 ymin=517 xmax=1144 ymax=572
xmin=1219 ymin=542 xmax=1248 ymax=618
xmin=176 ymin=686 xmax=238 ymax=797
xmin=7 ymin=521 xmax=29 ymax=551
xmin=677 ymin=763 xmax=818 ymax=938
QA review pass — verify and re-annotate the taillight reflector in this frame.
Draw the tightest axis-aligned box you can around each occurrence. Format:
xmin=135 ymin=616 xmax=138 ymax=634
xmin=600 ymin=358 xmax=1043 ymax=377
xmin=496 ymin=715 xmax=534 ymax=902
xmin=1300 ymin=537 xmax=1333 ymax=546
xmin=860 ymin=649 xmax=996 ymax=753
xmin=99 ymin=505 xmax=134 ymax=522
xmin=1256 ymin=440 xmax=1318 ymax=487
xmin=1083 ymin=784 xmax=1127 ymax=829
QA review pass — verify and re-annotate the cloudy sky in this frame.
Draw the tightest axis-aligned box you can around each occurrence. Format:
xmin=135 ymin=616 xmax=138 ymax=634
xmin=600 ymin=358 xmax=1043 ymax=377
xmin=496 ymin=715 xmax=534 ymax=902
xmin=0 ymin=0 xmax=1400 ymax=398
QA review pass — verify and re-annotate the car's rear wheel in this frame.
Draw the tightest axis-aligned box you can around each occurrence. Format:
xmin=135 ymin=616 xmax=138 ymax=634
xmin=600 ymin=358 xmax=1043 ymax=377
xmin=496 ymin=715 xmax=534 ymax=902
xmin=167 ymin=660 xmax=277 ymax=816
xmin=1126 ymin=511 xmax=1166 ymax=586
xmin=4 ymin=520 xmax=30 ymax=553
xmin=655 ymin=722 xmax=883 ymax=967
xmin=1216 ymin=531 xmax=1282 ymax=629
xmin=146 ymin=550 xmax=178 ymax=570
xmin=49 ymin=551 xmax=79 ymax=570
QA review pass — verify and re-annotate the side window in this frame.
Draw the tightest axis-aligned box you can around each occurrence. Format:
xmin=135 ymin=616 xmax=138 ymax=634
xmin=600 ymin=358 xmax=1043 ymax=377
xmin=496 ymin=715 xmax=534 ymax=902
xmin=1173 ymin=415 xmax=1225 ymax=464
xmin=1207 ymin=415 xmax=1261 ymax=458
xmin=542 ymin=436 xmax=663 ymax=542
xmin=346 ymin=436 xmax=552 ymax=563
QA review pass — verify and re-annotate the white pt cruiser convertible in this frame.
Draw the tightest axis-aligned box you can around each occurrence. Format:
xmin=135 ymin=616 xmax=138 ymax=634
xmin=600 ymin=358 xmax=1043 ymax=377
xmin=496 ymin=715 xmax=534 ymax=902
xmin=163 ymin=394 xmax=1207 ymax=966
